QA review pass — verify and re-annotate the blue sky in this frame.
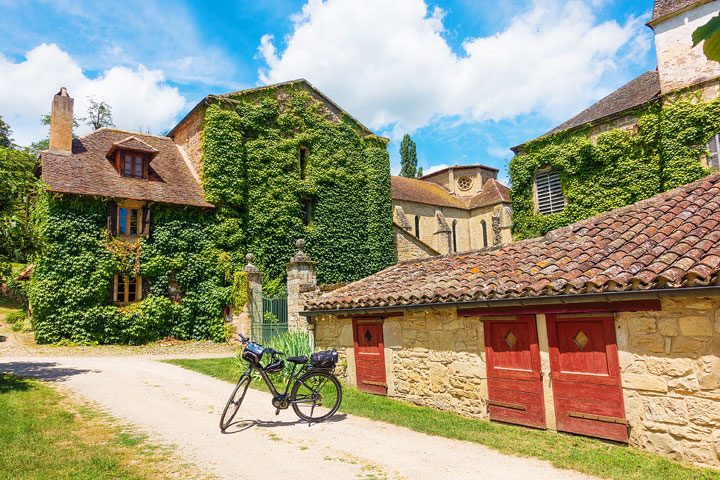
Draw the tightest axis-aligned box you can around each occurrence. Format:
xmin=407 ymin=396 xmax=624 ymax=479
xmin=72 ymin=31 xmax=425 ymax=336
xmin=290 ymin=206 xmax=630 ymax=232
xmin=0 ymin=0 xmax=657 ymax=181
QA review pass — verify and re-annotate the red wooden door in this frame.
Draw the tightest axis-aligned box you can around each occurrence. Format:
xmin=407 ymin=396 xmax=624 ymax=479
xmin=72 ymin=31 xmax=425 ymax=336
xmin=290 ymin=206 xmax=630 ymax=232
xmin=353 ymin=319 xmax=387 ymax=395
xmin=546 ymin=315 xmax=628 ymax=442
xmin=484 ymin=315 xmax=546 ymax=429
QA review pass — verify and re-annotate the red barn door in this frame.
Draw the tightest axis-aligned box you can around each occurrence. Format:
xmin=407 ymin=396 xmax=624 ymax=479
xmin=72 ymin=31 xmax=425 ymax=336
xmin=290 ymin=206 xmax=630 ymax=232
xmin=353 ymin=319 xmax=387 ymax=395
xmin=484 ymin=315 xmax=546 ymax=429
xmin=546 ymin=314 xmax=628 ymax=442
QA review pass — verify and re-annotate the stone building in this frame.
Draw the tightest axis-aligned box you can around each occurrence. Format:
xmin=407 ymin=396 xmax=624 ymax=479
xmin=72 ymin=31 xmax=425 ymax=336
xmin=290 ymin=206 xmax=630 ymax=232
xmin=511 ymin=0 xmax=720 ymax=234
xmin=303 ymin=174 xmax=720 ymax=468
xmin=392 ymin=165 xmax=512 ymax=261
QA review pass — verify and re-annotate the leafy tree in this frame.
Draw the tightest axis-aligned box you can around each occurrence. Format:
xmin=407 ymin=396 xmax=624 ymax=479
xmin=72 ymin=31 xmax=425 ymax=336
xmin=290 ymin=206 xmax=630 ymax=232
xmin=694 ymin=15 xmax=720 ymax=61
xmin=416 ymin=166 xmax=424 ymax=178
xmin=0 ymin=115 xmax=13 ymax=148
xmin=0 ymin=145 xmax=37 ymax=263
xmin=399 ymin=134 xmax=418 ymax=178
xmin=83 ymin=97 xmax=115 ymax=130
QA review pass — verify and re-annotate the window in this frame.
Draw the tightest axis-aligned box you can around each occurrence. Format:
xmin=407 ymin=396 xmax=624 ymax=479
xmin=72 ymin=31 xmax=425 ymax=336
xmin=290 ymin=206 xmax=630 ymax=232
xmin=414 ymin=216 xmax=421 ymax=238
xmin=708 ymin=133 xmax=720 ymax=170
xmin=481 ymin=220 xmax=488 ymax=248
xmin=299 ymin=147 xmax=309 ymax=179
xmin=300 ymin=198 xmax=313 ymax=226
xmin=121 ymin=152 xmax=147 ymax=179
xmin=114 ymin=275 xmax=142 ymax=304
xmin=452 ymin=220 xmax=458 ymax=253
xmin=457 ymin=176 xmax=473 ymax=191
xmin=118 ymin=206 xmax=141 ymax=236
xmin=535 ymin=170 xmax=565 ymax=215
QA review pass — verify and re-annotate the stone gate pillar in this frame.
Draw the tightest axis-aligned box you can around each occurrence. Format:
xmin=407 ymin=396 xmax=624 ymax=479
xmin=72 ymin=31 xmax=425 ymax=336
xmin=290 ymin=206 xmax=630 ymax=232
xmin=287 ymin=239 xmax=317 ymax=333
xmin=245 ymin=253 xmax=263 ymax=337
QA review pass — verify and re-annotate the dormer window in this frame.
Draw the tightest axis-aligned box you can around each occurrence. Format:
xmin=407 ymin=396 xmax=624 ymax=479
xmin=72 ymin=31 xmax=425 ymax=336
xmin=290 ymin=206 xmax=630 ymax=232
xmin=106 ymin=135 xmax=159 ymax=180
xmin=121 ymin=152 xmax=148 ymax=179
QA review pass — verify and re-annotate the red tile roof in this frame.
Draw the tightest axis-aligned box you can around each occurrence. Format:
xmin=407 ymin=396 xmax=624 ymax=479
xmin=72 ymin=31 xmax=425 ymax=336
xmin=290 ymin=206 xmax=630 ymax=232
xmin=41 ymin=128 xmax=212 ymax=208
xmin=308 ymin=174 xmax=720 ymax=312
xmin=391 ymin=176 xmax=510 ymax=210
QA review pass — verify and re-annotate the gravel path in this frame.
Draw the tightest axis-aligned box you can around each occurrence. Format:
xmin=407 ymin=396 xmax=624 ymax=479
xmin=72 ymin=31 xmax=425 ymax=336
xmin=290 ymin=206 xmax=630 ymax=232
xmin=0 ymin=356 xmax=596 ymax=480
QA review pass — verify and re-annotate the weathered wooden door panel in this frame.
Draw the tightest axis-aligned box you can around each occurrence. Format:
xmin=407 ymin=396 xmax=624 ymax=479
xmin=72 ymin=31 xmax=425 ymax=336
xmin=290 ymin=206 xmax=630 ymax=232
xmin=546 ymin=315 xmax=628 ymax=442
xmin=353 ymin=319 xmax=387 ymax=395
xmin=484 ymin=315 xmax=546 ymax=429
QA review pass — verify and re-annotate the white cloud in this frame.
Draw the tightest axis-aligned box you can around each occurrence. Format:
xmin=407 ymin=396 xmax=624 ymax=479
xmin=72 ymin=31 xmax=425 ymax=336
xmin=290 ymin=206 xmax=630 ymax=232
xmin=258 ymin=0 xmax=649 ymax=136
xmin=0 ymin=44 xmax=186 ymax=146
xmin=425 ymin=164 xmax=450 ymax=175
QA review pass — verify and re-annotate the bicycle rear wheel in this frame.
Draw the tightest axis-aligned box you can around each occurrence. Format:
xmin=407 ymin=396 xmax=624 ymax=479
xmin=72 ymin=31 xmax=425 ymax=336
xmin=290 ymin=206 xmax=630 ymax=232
xmin=220 ymin=374 xmax=250 ymax=431
xmin=290 ymin=370 xmax=342 ymax=422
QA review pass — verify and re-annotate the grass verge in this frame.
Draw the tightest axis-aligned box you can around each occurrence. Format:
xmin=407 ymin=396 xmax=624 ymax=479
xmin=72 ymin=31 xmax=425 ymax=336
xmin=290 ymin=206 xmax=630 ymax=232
xmin=0 ymin=373 xmax=213 ymax=480
xmin=166 ymin=357 xmax=720 ymax=480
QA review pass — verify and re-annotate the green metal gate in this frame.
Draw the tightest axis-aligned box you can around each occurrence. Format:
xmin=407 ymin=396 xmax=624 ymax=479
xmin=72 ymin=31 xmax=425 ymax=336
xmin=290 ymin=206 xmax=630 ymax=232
xmin=252 ymin=294 xmax=288 ymax=341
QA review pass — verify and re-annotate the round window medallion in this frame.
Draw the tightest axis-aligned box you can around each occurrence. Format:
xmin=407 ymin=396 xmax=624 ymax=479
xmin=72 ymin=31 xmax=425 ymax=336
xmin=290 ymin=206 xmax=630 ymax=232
xmin=457 ymin=176 xmax=473 ymax=191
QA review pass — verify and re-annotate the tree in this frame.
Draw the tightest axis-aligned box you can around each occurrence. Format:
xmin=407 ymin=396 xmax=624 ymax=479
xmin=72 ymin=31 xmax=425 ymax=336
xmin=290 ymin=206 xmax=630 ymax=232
xmin=0 ymin=115 xmax=13 ymax=148
xmin=693 ymin=14 xmax=720 ymax=61
xmin=83 ymin=97 xmax=115 ymax=130
xmin=0 ymin=145 xmax=37 ymax=263
xmin=416 ymin=166 xmax=423 ymax=178
xmin=399 ymin=134 xmax=418 ymax=178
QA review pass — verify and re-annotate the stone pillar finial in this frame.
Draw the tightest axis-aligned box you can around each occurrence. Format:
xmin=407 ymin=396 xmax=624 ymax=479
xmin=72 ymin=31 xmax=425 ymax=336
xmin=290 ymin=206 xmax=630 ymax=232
xmin=291 ymin=238 xmax=311 ymax=263
xmin=244 ymin=253 xmax=259 ymax=274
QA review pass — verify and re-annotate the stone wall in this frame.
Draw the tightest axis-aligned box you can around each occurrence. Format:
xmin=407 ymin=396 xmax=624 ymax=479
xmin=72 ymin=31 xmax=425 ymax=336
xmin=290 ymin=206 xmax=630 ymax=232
xmin=395 ymin=225 xmax=438 ymax=261
xmin=311 ymin=293 xmax=720 ymax=468
xmin=616 ymin=296 xmax=720 ymax=468
xmin=170 ymin=106 xmax=204 ymax=179
xmin=653 ymin=1 xmax=720 ymax=95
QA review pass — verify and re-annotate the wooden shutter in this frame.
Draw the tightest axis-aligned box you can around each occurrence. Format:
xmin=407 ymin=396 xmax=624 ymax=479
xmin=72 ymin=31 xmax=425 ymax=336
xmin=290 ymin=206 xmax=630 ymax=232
xmin=108 ymin=275 xmax=116 ymax=304
xmin=708 ymin=133 xmax=720 ymax=170
xmin=141 ymin=277 xmax=150 ymax=300
xmin=141 ymin=206 xmax=150 ymax=237
xmin=107 ymin=201 xmax=118 ymax=235
xmin=535 ymin=171 xmax=565 ymax=215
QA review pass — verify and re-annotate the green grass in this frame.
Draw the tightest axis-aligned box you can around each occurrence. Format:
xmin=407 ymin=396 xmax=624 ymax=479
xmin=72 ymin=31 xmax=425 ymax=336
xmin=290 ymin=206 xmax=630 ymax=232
xmin=0 ymin=373 xmax=209 ymax=480
xmin=167 ymin=357 xmax=720 ymax=480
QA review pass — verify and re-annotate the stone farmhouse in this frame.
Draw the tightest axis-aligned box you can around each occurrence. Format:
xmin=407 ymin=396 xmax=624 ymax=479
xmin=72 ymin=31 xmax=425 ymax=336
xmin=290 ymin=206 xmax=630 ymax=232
xmin=391 ymin=166 xmax=512 ymax=261
xmin=510 ymin=0 xmax=720 ymax=239
xmin=302 ymin=0 xmax=720 ymax=468
xmin=306 ymin=175 xmax=720 ymax=468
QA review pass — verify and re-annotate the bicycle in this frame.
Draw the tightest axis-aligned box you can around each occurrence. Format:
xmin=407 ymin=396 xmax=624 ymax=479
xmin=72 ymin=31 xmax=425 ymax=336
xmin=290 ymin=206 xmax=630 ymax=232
xmin=220 ymin=334 xmax=343 ymax=431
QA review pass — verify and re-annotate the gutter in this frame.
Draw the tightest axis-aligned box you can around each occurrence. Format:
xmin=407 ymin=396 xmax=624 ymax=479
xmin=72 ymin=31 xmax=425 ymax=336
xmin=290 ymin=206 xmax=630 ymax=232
xmin=300 ymin=285 xmax=720 ymax=317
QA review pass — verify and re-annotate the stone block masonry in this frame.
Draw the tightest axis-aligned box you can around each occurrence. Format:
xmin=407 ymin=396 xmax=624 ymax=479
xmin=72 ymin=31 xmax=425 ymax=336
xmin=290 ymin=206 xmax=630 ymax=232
xmin=312 ymin=293 xmax=720 ymax=469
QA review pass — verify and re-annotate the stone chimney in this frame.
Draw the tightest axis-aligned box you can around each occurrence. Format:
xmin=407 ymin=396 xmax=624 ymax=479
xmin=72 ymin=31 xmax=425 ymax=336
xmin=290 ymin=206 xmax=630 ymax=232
xmin=49 ymin=87 xmax=74 ymax=152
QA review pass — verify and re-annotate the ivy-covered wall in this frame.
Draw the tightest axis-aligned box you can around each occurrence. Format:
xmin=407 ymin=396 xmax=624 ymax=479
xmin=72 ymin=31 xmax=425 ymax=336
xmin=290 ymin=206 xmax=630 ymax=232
xmin=510 ymin=96 xmax=720 ymax=239
xmin=202 ymin=86 xmax=396 ymax=287
xmin=29 ymin=191 xmax=229 ymax=344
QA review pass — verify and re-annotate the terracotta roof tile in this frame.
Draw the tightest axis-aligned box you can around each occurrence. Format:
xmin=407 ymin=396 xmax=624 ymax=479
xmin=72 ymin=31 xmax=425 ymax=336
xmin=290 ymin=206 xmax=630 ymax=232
xmin=651 ymin=0 xmax=706 ymax=23
xmin=391 ymin=176 xmax=510 ymax=210
xmin=308 ymin=174 xmax=720 ymax=312
xmin=41 ymin=128 xmax=212 ymax=208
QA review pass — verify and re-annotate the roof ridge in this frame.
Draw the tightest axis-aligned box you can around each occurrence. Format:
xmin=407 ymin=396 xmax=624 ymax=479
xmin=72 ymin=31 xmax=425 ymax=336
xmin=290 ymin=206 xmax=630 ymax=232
xmin=83 ymin=127 xmax=174 ymax=142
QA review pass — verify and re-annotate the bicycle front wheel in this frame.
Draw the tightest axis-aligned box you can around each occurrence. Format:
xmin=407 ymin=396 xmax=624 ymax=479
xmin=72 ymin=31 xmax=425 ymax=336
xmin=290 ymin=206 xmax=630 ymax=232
xmin=220 ymin=374 xmax=250 ymax=431
xmin=290 ymin=370 xmax=342 ymax=422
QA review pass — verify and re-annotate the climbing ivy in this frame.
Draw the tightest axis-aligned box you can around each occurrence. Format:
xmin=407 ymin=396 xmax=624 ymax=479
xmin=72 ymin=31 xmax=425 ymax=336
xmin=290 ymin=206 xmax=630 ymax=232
xmin=202 ymin=86 xmax=395 ymax=286
xmin=510 ymin=95 xmax=720 ymax=239
xmin=29 ymin=191 xmax=230 ymax=344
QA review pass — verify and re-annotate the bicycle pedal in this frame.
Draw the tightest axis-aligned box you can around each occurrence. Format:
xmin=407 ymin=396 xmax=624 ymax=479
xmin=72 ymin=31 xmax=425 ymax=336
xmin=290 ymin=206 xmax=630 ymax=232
xmin=275 ymin=409 xmax=280 ymax=416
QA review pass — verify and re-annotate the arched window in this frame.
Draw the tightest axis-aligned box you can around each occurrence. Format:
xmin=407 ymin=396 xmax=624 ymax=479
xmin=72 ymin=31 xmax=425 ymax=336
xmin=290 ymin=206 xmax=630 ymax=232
xmin=452 ymin=220 xmax=458 ymax=253
xmin=481 ymin=220 xmax=488 ymax=248
xmin=414 ymin=215 xmax=420 ymax=239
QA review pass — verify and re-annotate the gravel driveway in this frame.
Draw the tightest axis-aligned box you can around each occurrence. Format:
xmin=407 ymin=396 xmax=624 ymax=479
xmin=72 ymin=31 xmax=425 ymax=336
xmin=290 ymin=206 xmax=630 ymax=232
xmin=0 ymin=356 xmax=595 ymax=480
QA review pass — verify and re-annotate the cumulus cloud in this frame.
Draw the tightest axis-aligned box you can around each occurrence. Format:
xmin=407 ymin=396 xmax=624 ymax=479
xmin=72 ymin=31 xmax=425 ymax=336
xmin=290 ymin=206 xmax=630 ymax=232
xmin=0 ymin=43 xmax=186 ymax=146
xmin=424 ymin=163 xmax=450 ymax=175
xmin=258 ymin=0 xmax=649 ymax=137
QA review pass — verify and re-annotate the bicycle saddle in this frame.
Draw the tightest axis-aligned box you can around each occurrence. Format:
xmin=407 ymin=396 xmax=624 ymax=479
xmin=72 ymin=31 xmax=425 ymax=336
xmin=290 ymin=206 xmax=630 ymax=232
xmin=287 ymin=355 xmax=308 ymax=364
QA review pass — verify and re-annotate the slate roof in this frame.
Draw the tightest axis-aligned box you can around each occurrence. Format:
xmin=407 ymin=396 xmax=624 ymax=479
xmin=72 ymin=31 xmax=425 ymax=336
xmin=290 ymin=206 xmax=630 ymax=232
xmin=651 ymin=0 xmax=707 ymax=23
xmin=542 ymin=71 xmax=661 ymax=138
xmin=41 ymin=128 xmax=212 ymax=208
xmin=391 ymin=176 xmax=511 ymax=210
xmin=307 ymin=174 xmax=720 ymax=312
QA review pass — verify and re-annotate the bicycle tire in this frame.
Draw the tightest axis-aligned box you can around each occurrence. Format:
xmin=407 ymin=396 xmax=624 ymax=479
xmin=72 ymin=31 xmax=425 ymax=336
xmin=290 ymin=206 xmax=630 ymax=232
xmin=220 ymin=374 xmax=250 ymax=431
xmin=290 ymin=370 xmax=342 ymax=422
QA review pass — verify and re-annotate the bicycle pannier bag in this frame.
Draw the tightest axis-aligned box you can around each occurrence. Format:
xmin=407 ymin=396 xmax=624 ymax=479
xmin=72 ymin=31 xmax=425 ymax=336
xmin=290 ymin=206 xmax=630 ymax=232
xmin=310 ymin=349 xmax=338 ymax=369
xmin=242 ymin=342 xmax=264 ymax=364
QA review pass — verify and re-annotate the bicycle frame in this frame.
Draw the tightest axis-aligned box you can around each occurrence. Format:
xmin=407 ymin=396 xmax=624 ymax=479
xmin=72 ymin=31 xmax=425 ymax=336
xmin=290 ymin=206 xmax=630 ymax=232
xmin=242 ymin=360 xmax=306 ymax=398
